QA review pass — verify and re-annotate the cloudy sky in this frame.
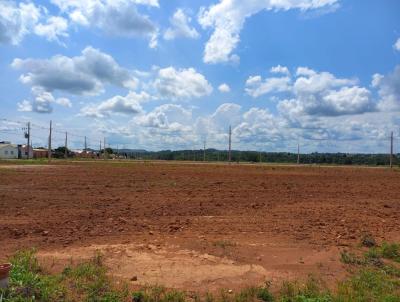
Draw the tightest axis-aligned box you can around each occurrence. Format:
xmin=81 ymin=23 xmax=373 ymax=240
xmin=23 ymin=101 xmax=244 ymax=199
xmin=0 ymin=0 xmax=399 ymax=153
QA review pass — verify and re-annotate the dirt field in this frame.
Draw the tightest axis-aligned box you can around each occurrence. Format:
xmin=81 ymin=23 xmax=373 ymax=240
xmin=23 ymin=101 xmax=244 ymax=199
xmin=0 ymin=161 xmax=399 ymax=292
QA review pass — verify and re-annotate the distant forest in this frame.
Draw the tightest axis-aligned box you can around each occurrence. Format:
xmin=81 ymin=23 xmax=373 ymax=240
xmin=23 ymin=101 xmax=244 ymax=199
xmin=115 ymin=149 xmax=398 ymax=166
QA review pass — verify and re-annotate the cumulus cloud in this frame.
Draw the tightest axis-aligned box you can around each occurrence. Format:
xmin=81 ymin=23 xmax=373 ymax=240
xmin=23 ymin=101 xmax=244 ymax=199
xmin=12 ymin=46 xmax=137 ymax=95
xmin=164 ymin=9 xmax=199 ymax=40
xmin=218 ymin=83 xmax=231 ymax=93
xmin=51 ymin=0 xmax=158 ymax=45
xmin=0 ymin=1 xmax=41 ymax=45
xmin=276 ymin=67 xmax=375 ymax=117
xmin=394 ymin=38 xmax=400 ymax=52
xmin=17 ymin=87 xmax=71 ymax=113
xmin=154 ymin=67 xmax=213 ymax=100
xmin=270 ymin=65 xmax=290 ymax=75
xmin=136 ymin=104 xmax=192 ymax=129
xmin=374 ymin=65 xmax=400 ymax=111
xmin=245 ymin=75 xmax=292 ymax=97
xmin=34 ymin=16 xmax=69 ymax=43
xmin=210 ymin=103 xmax=242 ymax=129
xmin=198 ymin=0 xmax=339 ymax=64
xmin=80 ymin=91 xmax=150 ymax=118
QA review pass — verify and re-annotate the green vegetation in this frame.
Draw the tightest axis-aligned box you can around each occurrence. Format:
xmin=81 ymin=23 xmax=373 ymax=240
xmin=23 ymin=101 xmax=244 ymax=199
xmin=1 ymin=243 xmax=400 ymax=302
xmin=0 ymin=249 xmax=128 ymax=302
xmin=212 ymin=240 xmax=236 ymax=249
xmin=116 ymin=149 xmax=399 ymax=166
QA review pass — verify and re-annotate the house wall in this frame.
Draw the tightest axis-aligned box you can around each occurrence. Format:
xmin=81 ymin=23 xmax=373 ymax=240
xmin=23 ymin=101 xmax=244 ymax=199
xmin=19 ymin=145 xmax=34 ymax=159
xmin=33 ymin=150 xmax=49 ymax=159
xmin=0 ymin=145 xmax=18 ymax=159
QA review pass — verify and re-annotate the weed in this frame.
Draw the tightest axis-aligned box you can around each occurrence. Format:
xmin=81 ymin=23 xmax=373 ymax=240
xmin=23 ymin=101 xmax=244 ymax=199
xmin=340 ymin=251 xmax=365 ymax=265
xmin=279 ymin=277 xmax=332 ymax=302
xmin=337 ymin=269 xmax=400 ymax=301
xmin=380 ymin=243 xmax=400 ymax=262
xmin=213 ymin=240 xmax=236 ymax=249
xmin=0 ymin=249 xmax=65 ymax=301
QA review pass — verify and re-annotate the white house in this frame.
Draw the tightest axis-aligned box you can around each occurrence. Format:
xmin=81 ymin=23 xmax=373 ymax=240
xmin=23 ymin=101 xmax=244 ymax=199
xmin=0 ymin=143 xmax=18 ymax=159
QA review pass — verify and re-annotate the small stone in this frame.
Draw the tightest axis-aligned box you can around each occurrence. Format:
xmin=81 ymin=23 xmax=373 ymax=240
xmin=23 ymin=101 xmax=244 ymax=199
xmin=228 ymin=290 xmax=233 ymax=294
xmin=149 ymin=231 xmax=154 ymax=235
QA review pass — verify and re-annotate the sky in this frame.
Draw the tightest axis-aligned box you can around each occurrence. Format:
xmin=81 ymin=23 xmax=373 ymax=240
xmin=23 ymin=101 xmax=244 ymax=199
xmin=0 ymin=0 xmax=399 ymax=153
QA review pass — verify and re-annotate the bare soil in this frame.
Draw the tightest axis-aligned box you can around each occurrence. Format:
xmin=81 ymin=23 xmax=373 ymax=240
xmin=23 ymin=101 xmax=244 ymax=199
xmin=0 ymin=161 xmax=399 ymax=292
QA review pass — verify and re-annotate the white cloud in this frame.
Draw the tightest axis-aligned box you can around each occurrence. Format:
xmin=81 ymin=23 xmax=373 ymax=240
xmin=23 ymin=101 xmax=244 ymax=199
xmin=245 ymin=75 xmax=291 ymax=97
xmin=0 ymin=1 xmax=41 ymax=45
xmin=17 ymin=87 xmax=71 ymax=113
xmin=136 ymin=104 xmax=192 ymax=129
xmin=198 ymin=0 xmax=339 ymax=64
xmin=154 ymin=66 xmax=213 ymax=100
xmin=296 ymin=66 xmax=317 ymax=77
xmin=375 ymin=65 xmax=400 ymax=111
xmin=34 ymin=16 xmax=69 ymax=43
xmin=211 ymin=103 xmax=242 ymax=129
xmin=12 ymin=46 xmax=137 ymax=95
xmin=80 ymin=91 xmax=150 ymax=118
xmin=218 ymin=83 xmax=231 ymax=93
xmin=394 ymin=38 xmax=400 ymax=52
xmin=51 ymin=0 xmax=158 ymax=45
xmin=164 ymin=9 xmax=199 ymax=40
xmin=277 ymin=67 xmax=375 ymax=117
xmin=270 ymin=65 xmax=290 ymax=75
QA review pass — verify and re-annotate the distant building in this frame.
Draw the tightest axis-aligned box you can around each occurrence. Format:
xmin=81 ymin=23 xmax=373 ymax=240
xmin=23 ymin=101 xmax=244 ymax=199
xmin=33 ymin=148 xmax=49 ymax=159
xmin=72 ymin=150 xmax=97 ymax=158
xmin=0 ymin=143 xmax=18 ymax=159
xmin=18 ymin=144 xmax=33 ymax=159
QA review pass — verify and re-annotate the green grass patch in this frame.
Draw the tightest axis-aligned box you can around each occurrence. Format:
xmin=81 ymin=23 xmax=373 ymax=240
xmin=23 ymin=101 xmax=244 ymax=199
xmin=212 ymin=240 xmax=236 ymax=249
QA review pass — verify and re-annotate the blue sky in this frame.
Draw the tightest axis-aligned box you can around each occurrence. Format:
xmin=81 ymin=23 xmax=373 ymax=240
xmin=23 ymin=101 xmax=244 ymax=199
xmin=0 ymin=0 xmax=399 ymax=153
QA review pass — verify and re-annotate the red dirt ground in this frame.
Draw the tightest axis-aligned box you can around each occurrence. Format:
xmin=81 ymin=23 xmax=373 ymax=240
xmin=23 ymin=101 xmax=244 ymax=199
xmin=0 ymin=161 xmax=399 ymax=292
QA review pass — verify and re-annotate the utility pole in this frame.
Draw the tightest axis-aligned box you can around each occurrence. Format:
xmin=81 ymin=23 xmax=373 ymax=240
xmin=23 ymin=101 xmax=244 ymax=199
xmin=48 ymin=120 xmax=52 ymax=162
xmin=84 ymin=136 xmax=87 ymax=153
xmin=116 ymin=144 xmax=119 ymax=159
xmin=228 ymin=125 xmax=232 ymax=163
xmin=103 ymin=137 xmax=106 ymax=160
xmin=390 ymin=131 xmax=393 ymax=169
xmin=297 ymin=142 xmax=300 ymax=165
xmin=99 ymin=140 xmax=102 ymax=159
xmin=26 ymin=122 xmax=31 ymax=159
xmin=203 ymin=140 xmax=206 ymax=162
xmin=259 ymin=151 xmax=262 ymax=163
xmin=64 ymin=132 xmax=68 ymax=159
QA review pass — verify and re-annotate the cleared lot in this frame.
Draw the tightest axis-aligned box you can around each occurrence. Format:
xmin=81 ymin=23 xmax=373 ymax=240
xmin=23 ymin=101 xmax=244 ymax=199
xmin=0 ymin=161 xmax=399 ymax=291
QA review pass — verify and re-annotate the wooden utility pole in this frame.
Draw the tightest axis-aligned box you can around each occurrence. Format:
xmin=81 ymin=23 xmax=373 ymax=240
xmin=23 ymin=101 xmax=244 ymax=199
xmin=203 ymin=140 xmax=206 ymax=162
xmin=228 ymin=125 xmax=232 ymax=163
xmin=103 ymin=137 xmax=106 ymax=160
xmin=64 ymin=132 xmax=68 ymax=159
xmin=390 ymin=131 xmax=393 ymax=169
xmin=99 ymin=140 xmax=102 ymax=158
xmin=48 ymin=120 xmax=52 ymax=162
xmin=26 ymin=122 xmax=30 ymax=159
xmin=84 ymin=136 xmax=87 ymax=153
xmin=297 ymin=142 xmax=300 ymax=165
